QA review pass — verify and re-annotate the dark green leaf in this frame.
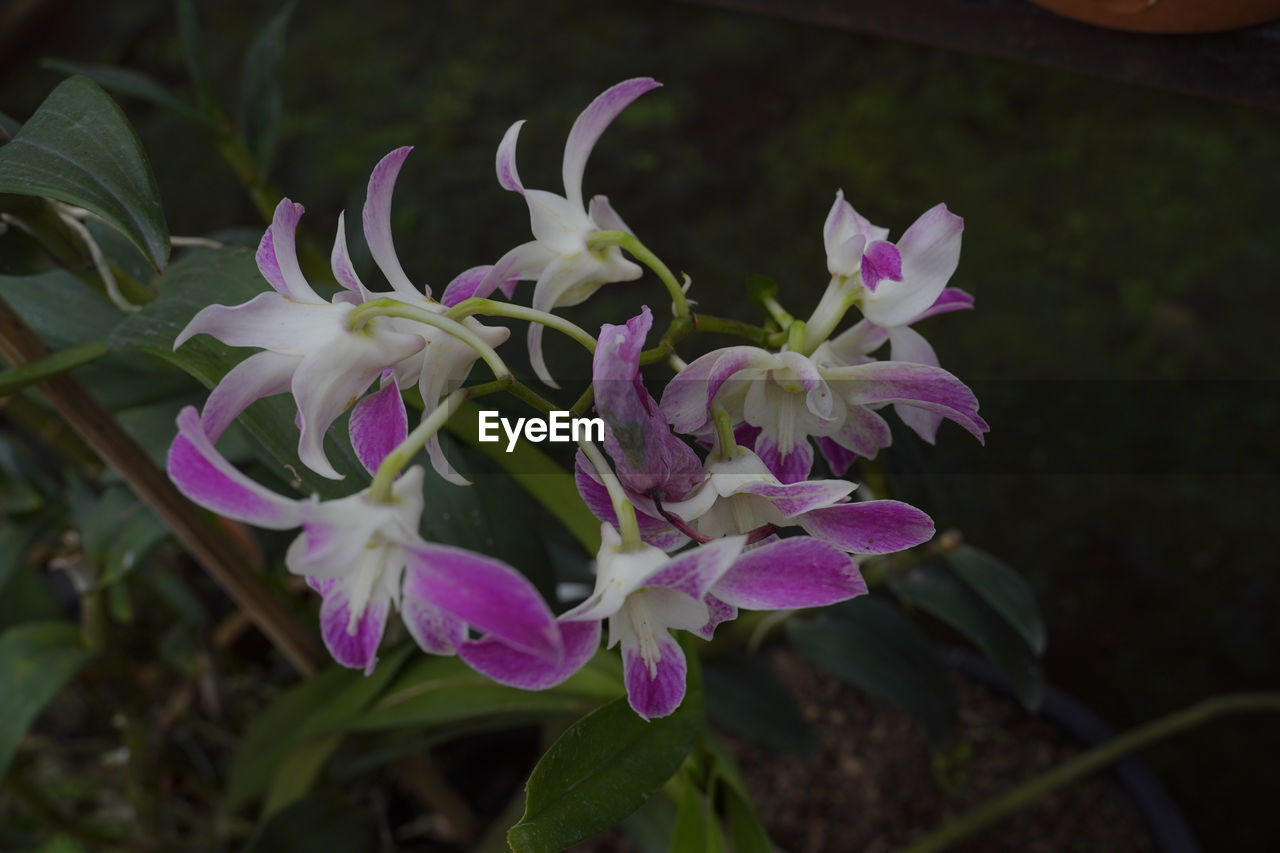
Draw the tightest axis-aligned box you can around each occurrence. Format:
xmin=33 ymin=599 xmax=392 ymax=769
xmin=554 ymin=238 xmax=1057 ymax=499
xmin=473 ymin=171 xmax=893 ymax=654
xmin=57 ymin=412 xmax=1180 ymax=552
xmin=889 ymin=560 xmax=1045 ymax=710
xmin=75 ymin=484 xmax=170 ymax=585
xmin=0 ymin=340 xmax=108 ymax=397
xmin=0 ymin=112 xmax=19 ymax=139
xmin=263 ymin=732 xmax=342 ymax=816
xmin=946 ymin=545 xmax=1046 ymax=654
xmin=0 ymin=271 xmax=120 ymax=349
xmin=0 ymin=621 xmax=94 ymax=777
xmin=786 ymin=595 xmax=954 ymax=747
xmin=237 ymin=2 xmax=296 ymax=175
xmin=40 ymin=61 xmax=209 ymax=126
xmin=507 ymin=644 xmax=703 ymax=852
xmin=175 ymin=0 xmax=213 ymax=109
xmin=670 ymin=771 xmax=721 ymax=853
xmin=704 ymin=652 xmax=816 ymax=756
xmin=0 ymin=77 xmax=169 ymax=268
xmin=243 ymin=793 xmax=376 ymax=853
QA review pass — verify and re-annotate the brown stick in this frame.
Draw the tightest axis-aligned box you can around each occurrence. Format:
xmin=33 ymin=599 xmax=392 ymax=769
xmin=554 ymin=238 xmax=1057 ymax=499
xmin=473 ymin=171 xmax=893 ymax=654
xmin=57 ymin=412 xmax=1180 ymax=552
xmin=0 ymin=297 xmax=322 ymax=675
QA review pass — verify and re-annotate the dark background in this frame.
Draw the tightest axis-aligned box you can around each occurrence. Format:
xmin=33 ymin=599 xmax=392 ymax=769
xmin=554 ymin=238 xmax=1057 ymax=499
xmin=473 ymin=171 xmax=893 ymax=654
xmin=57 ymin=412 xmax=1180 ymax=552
xmin=4 ymin=0 xmax=1278 ymax=847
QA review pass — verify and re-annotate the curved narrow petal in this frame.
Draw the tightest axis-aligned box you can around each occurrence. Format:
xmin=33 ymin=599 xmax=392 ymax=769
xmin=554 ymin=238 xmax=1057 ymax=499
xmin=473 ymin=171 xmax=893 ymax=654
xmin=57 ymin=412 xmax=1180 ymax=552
xmin=528 ymin=255 xmax=575 ymax=388
xmin=200 ymin=349 xmax=298 ymax=443
xmin=713 ymin=537 xmax=866 ymax=609
xmin=886 ymin=325 xmax=939 ymax=368
xmin=644 ymin=535 xmax=746 ymax=600
xmin=827 ymin=361 xmax=987 ymax=443
xmin=175 ymin=292 xmax=332 ymax=353
xmin=753 ymin=434 xmax=814 ymax=485
xmin=459 ymin=620 xmax=601 ymax=690
xmin=736 ymin=474 xmax=854 ymax=517
xmin=824 ymin=405 xmax=893 ymax=460
xmin=495 ymin=120 xmax=526 ymax=194
xmin=661 ymin=347 xmax=768 ymax=434
xmin=690 ymin=593 xmax=737 ymax=641
xmin=587 ymin=195 xmax=632 ymax=233
xmin=348 ymin=375 xmax=407 ymax=476
xmin=167 ymin=406 xmax=301 ymax=528
xmin=264 ymin=200 xmax=322 ymax=303
xmin=822 ymin=319 xmax=888 ymax=364
xmin=331 ymin=210 xmax=371 ymax=299
xmin=864 ymin=203 xmax=963 ymax=327
xmin=440 ymin=265 xmax=494 ymax=307
xmin=623 ymin=632 xmax=686 ymax=721
xmin=472 ymin=241 xmax=556 ymax=304
xmin=915 ymin=286 xmax=974 ymax=321
xmin=362 ymin=146 xmax=421 ymax=296
xmin=319 ymin=584 xmax=388 ymax=675
xmin=799 ymin=499 xmax=934 ymax=554
xmin=562 ymin=78 xmax=661 ymax=210
xmin=816 ymin=436 xmax=859 ymax=477
xmin=404 ymin=543 xmax=562 ymax=662
xmin=402 ymin=595 xmax=467 ymax=655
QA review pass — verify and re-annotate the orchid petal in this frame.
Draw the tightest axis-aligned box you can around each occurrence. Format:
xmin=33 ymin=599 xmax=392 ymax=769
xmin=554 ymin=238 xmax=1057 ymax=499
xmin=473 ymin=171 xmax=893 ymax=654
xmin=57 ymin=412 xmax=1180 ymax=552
xmin=736 ymin=474 xmax=855 ymax=517
xmin=622 ymin=633 xmax=686 ymax=720
xmin=753 ymin=434 xmax=814 ymax=484
xmin=644 ymin=535 xmax=746 ymax=600
xmin=573 ymin=454 xmax=688 ymax=550
xmin=861 ymin=240 xmax=903 ymax=292
xmin=587 ymin=195 xmax=632 ymax=233
xmin=167 ymin=407 xmax=302 ymax=529
xmin=348 ymin=376 xmax=407 ymax=476
xmin=662 ymin=347 xmax=768 ymax=434
xmin=200 ymin=349 xmax=298 ymax=442
xmin=175 ymin=292 xmax=333 ymax=353
xmin=822 ymin=319 xmax=889 ymax=364
xmin=260 ymin=200 xmax=321 ymax=302
xmin=562 ymin=78 xmax=660 ymax=210
xmin=713 ymin=537 xmax=866 ymax=610
xmin=404 ymin=543 xmax=561 ymax=662
xmin=459 ymin=620 xmax=601 ymax=690
xmin=827 ymin=361 xmax=987 ymax=443
xmin=331 ymin=211 xmax=371 ymax=299
xmin=816 ymin=436 xmax=859 ymax=477
xmin=824 ymin=405 xmax=893 ymax=460
xmin=362 ymin=146 xmax=421 ymax=296
xmin=863 ymin=203 xmax=963 ymax=327
xmin=691 ymin=594 xmax=737 ymax=641
xmin=495 ymin=120 xmax=526 ymax=194
xmin=401 ymin=595 xmax=467 ymax=655
xmin=800 ymin=499 xmax=934 ymax=554
xmin=472 ymin=241 xmax=556 ymax=303
xmin=916 ymin=287 xmax=974 ymax=320
xmin=319 ymin=584 xmax=388 ymax=675
xmin=441 ymin=265 xmax=494 ymax=307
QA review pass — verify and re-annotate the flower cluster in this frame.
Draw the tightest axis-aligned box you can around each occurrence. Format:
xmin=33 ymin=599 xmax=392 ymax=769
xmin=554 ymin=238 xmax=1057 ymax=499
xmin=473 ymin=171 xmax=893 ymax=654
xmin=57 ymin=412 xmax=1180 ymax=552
xmin=168 ymin=79 xmax=986 ymax=719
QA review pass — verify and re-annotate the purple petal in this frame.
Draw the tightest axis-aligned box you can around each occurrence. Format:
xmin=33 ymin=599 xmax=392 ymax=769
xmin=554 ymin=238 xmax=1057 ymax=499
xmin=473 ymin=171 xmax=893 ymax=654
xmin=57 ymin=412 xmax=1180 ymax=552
xmin=736 ymin=475 xmax=854 ymax=518
xmin=330 ymin=211 xmax=368 ymax=297
xmin=713 ymin=537 xmax=866 ymax=610
xmin=799 ymin=499 xmax=935 ymax=555
xmin=754 ymin=435 xmax=814 ymax=484
xmin=199 ymin=349 xmax=297 ymax=442
xmin=864 ymin=203 xmax=963 ymax=327
xmin=495 ymin=120 xmax=526 ymax=194
xmin=661 ymin=347 xmax=765 ymax=434
xmin=644 ymin=536 xmax=746 ymax=600
xmin=915 ymin=287 xmax=974 ymax=321
xmin=362 ymin=146 xmax=421 ymax=296
xmin=442 ymin=265 xmax=503 ymax=307
xmin=348 ymin=376 xmax=407 ymax=475
xmin=402 ymin=596 xmax=467 ymax=655
xmin=827 ymin=361 xmax=988 ymax=443
xmin=319 ymin=586 xmax=388 ymax=675
xmin=691 ymin=593 xmax=737 ymax=640
xmin=459 ymin=620 xmax=601 ymax=690
xmin=573 ymin=453 xmax=688 ymax=550
xmin=167 ymin=407 xmax=301 ymax=528
xmin=623 ymin=634 xmax=686 ymax=721
xmin=826 ymin=405 xmax=894 ymax=460
xmin=816 ymin=437 xmax=859 ymax=477
xmin=562 ymin=78 xmax=661 ymax=210
xmin=861 ymin=240 xmax=903 ymax=293
xmin=471 ymin=241 xmax=554 ymax=304
xmin=256 ymin=226 xmax=287 ymax=294
xmin=262 ymin=200 xmax=320 ymax=302
xmin=404 ymin=543 xmax=561 ymax=662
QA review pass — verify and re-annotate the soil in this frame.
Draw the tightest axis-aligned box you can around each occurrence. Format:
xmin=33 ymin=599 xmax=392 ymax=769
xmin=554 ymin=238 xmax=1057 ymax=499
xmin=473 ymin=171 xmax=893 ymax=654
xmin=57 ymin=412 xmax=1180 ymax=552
xmin=580 ymin=648 xmax=1155 ymax=852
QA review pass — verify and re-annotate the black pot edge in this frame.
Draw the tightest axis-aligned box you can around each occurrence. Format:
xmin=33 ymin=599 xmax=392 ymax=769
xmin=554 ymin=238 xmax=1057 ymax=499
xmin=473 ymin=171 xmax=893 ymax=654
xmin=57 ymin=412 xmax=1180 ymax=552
xmin=937 ymin=644 xmax=1203 ymax=853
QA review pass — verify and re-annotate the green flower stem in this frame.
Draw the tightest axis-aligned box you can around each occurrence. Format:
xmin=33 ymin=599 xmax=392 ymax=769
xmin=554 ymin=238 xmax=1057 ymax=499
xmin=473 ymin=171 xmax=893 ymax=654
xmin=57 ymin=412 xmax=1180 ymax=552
xmin=505 ymin=378 xmax=561 ymax=416
xmin=760 ymin=294 xmax=794 ymax=329
xmin=802 ymin=276 xmax=858 ymax=353
xmin=347 ymin=297 xmax=510 ymax=381
xmin=903 ymin=692 xmax=1280 ymax=853
xmin=579 ymin=438 xmax=641 ymax=550
xmin=693 ymin=313 xmax=778 ymax=347
xmin=445 ymin=298 xmax=598 ymax=354
xmin=711 ymin=403 xmax=737 ymax=458
xmin=587 ymin=229 xmax=690 ymax=318
xmin=570 ymin=385 xmax=595 ymax=418
xmin=787 ymin=319 xmax=808 ymax=353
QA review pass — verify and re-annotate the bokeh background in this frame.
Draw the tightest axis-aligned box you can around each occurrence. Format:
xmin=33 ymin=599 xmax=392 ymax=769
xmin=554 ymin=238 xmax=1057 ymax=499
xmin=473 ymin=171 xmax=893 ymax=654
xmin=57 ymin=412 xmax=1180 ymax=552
xmin=4 ymin=0 xmax=1278 ymax=847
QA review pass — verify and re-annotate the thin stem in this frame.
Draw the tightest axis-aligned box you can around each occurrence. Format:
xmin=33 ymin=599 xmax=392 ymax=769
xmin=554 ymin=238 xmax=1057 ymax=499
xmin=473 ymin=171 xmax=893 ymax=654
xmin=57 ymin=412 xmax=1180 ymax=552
xmin=348 ymin=298 xmax=510 ymax=381
xmin=579 ymin=438 xmax=640 ymax=550
xmin=787 ymin=319 xmax=808 ymax=353
xmin=570 ymin=385 xmax=596 ymax=418
xmin=802 ymin=275 xmax=858 ymax=353
xmin=711 ymin=403 xmax=737 ymax=458
xmin=693 ymin=313 xmax=775 ymax=346
xmin=505 ymin=379 xmax=561 ymax=416
xmin=587 ymin=230 xmax=690 ymax=318
xmin=902 ymin=692 xmax=1280 ymax=853
xmin=445 ymin=298 xmax=597 ymax=353
xmin=56 ymin=208 xmax=139 ymax=313
xmin=760 ymin=294 xmax=794 ymax=329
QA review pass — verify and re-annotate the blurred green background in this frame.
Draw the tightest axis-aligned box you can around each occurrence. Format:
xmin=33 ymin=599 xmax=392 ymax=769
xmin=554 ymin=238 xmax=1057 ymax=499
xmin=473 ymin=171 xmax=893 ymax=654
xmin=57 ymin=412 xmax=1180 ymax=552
xmin=4 ymin=0 xmax=1278 ymax=847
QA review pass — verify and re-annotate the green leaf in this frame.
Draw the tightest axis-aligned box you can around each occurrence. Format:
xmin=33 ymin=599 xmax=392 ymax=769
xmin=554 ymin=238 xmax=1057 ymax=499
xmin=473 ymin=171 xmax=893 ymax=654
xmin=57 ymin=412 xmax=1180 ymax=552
xmin=227 ymin=647 xmax=410 ymax=809
xmin=703 ymin=652 xmax=816 ymax=756
xmin=242 ymin=793 xmax=376 ymax=853
xmin=175 ymin=0 xmax=213 ymax=109
xmin=0 ymin=621 xmax=94 ymax=777
xmin=75 ymin=484 xmax=170 ymax=585
xmin=701 ymin=732 xmax=773 ymax=853
xmin=786 ymin=595 xmax=954 ymax=748
xmin=40 ymin=61 xmax=210 ymax=126
xmin=670 ymin=770 xmax=724 ymax=853
xmin=507 ymin=643 xmax=703 ymax=852
xmin=237 ymin=2 xmax=296 ymax=176
xmin=0 ymin=112 xmax=19 ymax=139
xmin=0 ymin=271 xmax=120 ymax=349
xmin=946 ymin=545 xmax=1046 ymax=655
xmin=0 ymin=340 xmax=108 ymax=398
xmin=889 ymin=560 xmax=1045 ymax=710
xmin=262 ymin=732 xmax=343 ymax=817
xmin=0 ymin=77 xmax=169 ymax=269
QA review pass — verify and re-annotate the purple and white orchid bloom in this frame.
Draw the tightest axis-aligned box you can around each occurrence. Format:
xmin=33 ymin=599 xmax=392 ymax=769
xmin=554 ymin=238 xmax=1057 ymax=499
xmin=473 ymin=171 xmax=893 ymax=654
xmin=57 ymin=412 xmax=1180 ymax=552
xmin=165 ymin=397 xmax=563 ymax=675
xmin=175 ymin=199 xmax=426 ymax=480
xmin=661 ymin=344 xmax=988 ymax=483
xmin=472 ymin=78 xmax=661 ymax=388
xmin=594 ymin=305 xmax=703 ymax=500
xmin=460 ymin=524 xmax=867 ymax=719
xmin=333 ymin=146 xmax=511 ymax=485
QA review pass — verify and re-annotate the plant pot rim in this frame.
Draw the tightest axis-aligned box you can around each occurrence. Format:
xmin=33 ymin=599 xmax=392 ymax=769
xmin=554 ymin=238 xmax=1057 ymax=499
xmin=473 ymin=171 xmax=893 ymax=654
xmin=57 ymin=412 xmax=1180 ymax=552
xmin=1029 ymin=0 xmax=1280 ymax=33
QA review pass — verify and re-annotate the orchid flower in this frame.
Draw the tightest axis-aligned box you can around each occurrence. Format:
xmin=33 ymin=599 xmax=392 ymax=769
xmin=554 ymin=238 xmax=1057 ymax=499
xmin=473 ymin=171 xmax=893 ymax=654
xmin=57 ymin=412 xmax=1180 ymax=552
xmin=175 ymin=199 xmax=426 ymax=480
xmin=593 ymin=305 xmax=703 ymax=500
xmin=661 ymin=344 xmax=988 ymax=483
xmin=333 ymin=146 xmax=511 ymax=484
xmin=471 ymin=78 xmax=661 ymax=387
xmin=460 ymin=525 xmax=865 ymax=719
xmin=165 ymin=391 xmax=562 ymax=674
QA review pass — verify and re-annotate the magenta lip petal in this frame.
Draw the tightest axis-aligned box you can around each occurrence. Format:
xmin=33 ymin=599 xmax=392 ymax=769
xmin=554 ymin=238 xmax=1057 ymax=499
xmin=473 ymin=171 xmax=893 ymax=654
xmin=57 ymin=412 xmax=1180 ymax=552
xmin=361 ymin=146 xmax=420 ymax=296
xmin=402 ymin=595 xmax=467 ymax=656
xmin=753 ymin=435 xmax=815 ymax=485
xmin=861 ymin=240 xmax=903 ymax=293
xmin=799 ymin=499 xmax=935 ymax=555
xmin=712 ymin=537 xmax=867 ymax=610
xmin=167 ymin=406 xmax=301 ymax=529
xmin=561 ymin=78 xmax=661 ymax=210
xmin=459 ymin=619 xmax=602 ymax=690
xmin=623 ymin=635 xmax=687 ymax=721
xmin=319 ymin=586 xmax=388 ymax=675
xmin=405 ymin=543 xmax=562 ymax=662
xmin=348 ymin=378 xmax=408 ymax=476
